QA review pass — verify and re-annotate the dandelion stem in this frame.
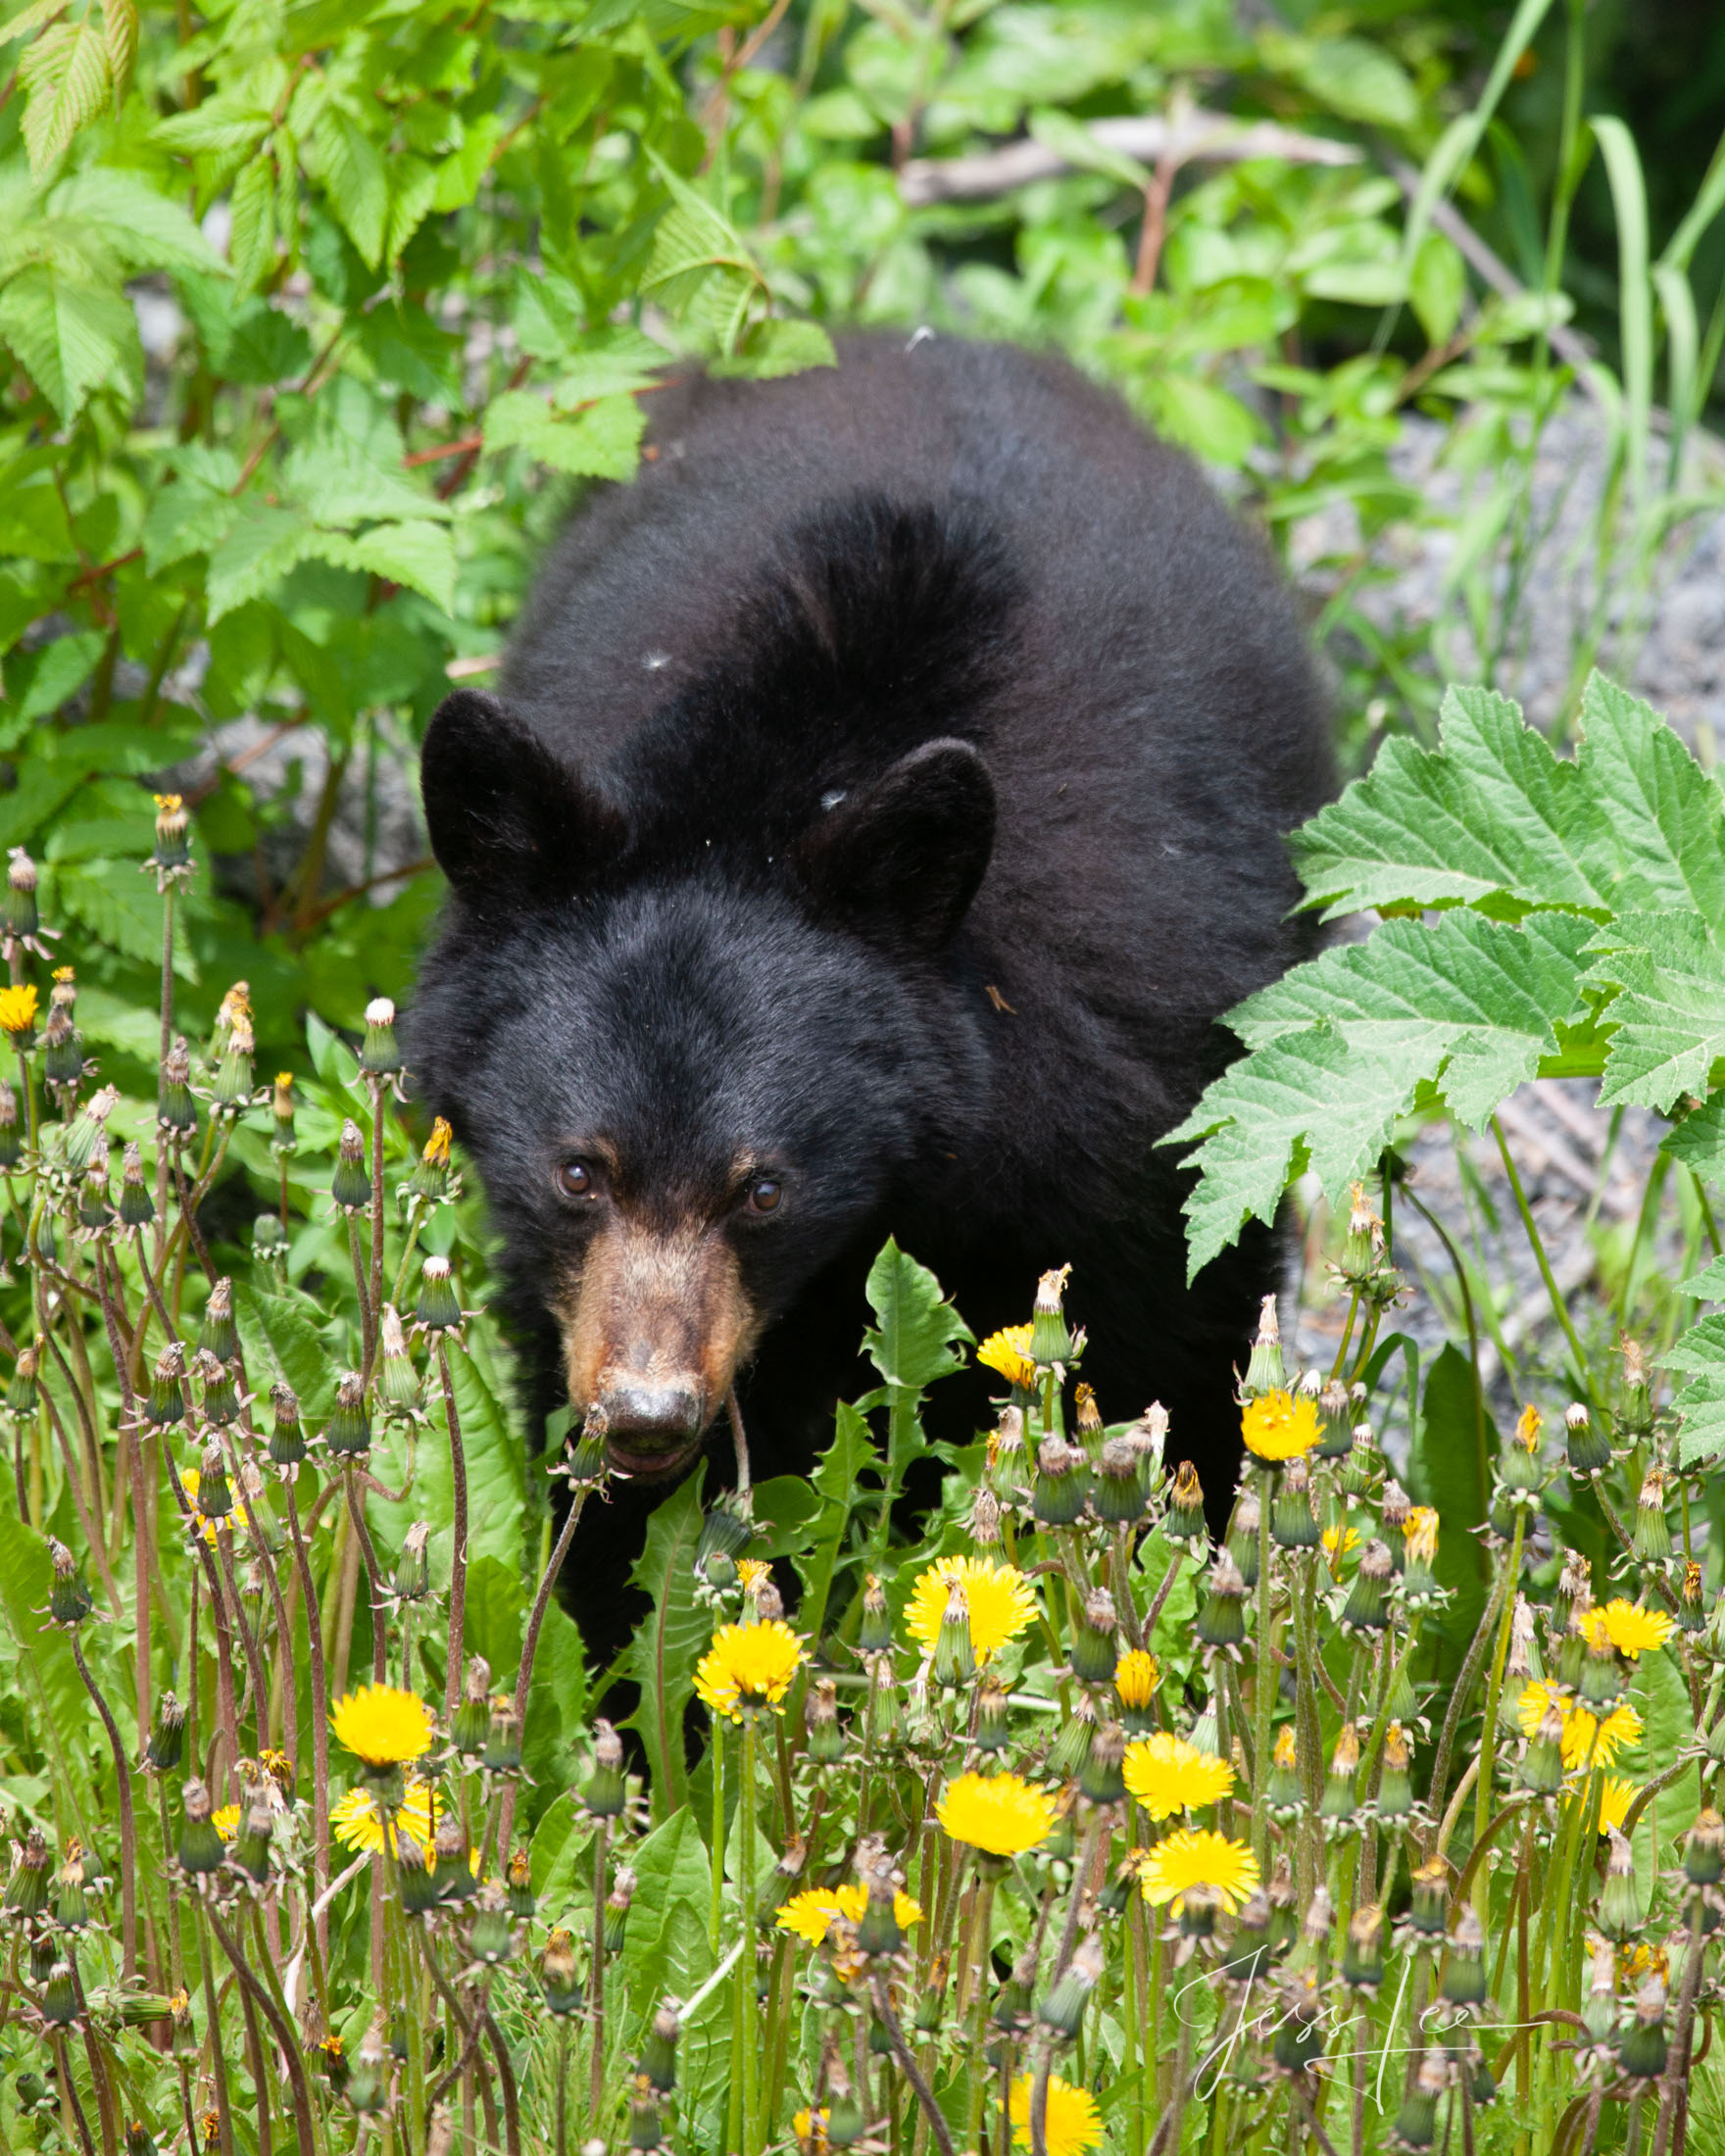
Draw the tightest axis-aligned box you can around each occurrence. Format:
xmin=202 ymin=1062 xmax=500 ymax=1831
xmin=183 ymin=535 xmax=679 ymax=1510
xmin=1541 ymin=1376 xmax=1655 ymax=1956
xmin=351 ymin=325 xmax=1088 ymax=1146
xmin=741 ymin=1711 xmax=762 ymax=2156
xmin=195 ymin=1902 xmax=237 ymax=2156
xmin=153 ymin=886 xmax=173 ymax=1265
xmin=1252 ymin=1465 xmax=1275 ymax=1864
xmin=1472 ymin=1517 xmax=1527 ymax=1911
xmin=710 ymin=1716 xmax=726 ymax=1957
xmin=362 ymin=1076 xmax=387 ymax=1388
xmin=872 ymin=1970 xmax=957 ymax=2156
xmin=69 ymin=1631 xmax=136 ymax=1983
xmin=209 ymin=1904 xmax=319 ymax=2156
xmin=436 ymin=1336 xmax=469 ymax=1723
xmin=342 ymin=1465 xmax=390 ymax=1685
xmin=590 ymin=1815 xmax=609 ymax=2123
xmin=1492 ymin=1116 xmax=1596 ymax=1402
xmin=284 ymin=1476 xmax=331 ymax=1974
xmin=497 ymin=1477 xmax=590 ymax=1859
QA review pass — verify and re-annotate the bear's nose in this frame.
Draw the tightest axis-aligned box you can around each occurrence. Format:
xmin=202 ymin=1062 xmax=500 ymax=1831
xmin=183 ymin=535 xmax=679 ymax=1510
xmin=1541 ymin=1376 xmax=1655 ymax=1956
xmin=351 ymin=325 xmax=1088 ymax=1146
xmin=600 ymin=1380 xmax=705 ymax=1462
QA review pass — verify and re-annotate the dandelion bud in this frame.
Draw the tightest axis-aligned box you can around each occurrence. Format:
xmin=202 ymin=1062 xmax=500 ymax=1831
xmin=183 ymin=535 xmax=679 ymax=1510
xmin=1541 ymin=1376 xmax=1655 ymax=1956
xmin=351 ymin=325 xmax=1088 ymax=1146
xmin=377 ymin=1305 xmax=422 ymax=1418
xmin=431 ymin=1817 xmax=476 ymax=1905
xmin=539 ymin=1927 xmax=584 ymax=2015
xmin=1597 ymin=1827 xmax=1644 ymax=1940
xmin=325 ymin=1371 xmax=370 ymax=1459
xmin=629 ymin=2084 xmax=664 ymax=2152
xmin=1321 ymin=1722 xmax=1360 ymax=1827
xmin=194 ymin=1348 xmax=238 ymax=1429
xmin=1686 ymin=1807 xmax=1725 ymax=1887
xmin=416 ymin=1253 xmax=462 ymax=1333
xmin=150 ymin=794 xmax=191 ymax=873
xmin=1582 ymin=1935 xmax=1618 ymax=2044
xmin=41 ymin=1958 xmax=78 ymax=2028
xmin=4 ymin=847 xmax=38 ymax=941
xmin=752 ymin=1578 xmax=785 ymax=1625
xmin=1072 ymin=1381 xmax=1103 ymax=1449
xmin=452 ymin=1657 xmax=492 ymax=1754
xmin=6 ymin=1339 xmax=41 ymax=1420
xmin=1634 ymin=1469 xmax=1672 ymax=1567
xmin=177 ymin=1781 xmax=225 ymax=1877
xmin=231 ymin=1802 xmax=272 ymax=1886
xmin=1340 ymin=1423 xmax=1379 ymax=1500
xmin=146 ymin=1691 xmax=187 ymax=1774
xmin=1616 ymin=1974 xmax=1667 ymax=2081
xmin=1379 ymin=1479 xmax=1409 ymax=1559
xmin=1580 ymin=1628 xmax=1628 ymax=1715
xmin=158 ymin=1037 xmax=197 ymax=1138
xmin=800 ymin=1678 xmax=842 ymax=1766
xmin=1681 ymin=1559 xmax=1707 ymax=1636
xmin=1514 ymin=1699 xmax=1566 ymax=1797
xmin=1039 ymin=1933 xmax=1103 ymax=2037
xmin=360 ymin=998 xmax=402 ymax=1076
xmin=265 ymin=1382 xmax=304 ymax=1472
xmin=855 ymin=1872 xmax=902 ymax=1959
xmin=1271 ymin=1456 xmax=1320 ymax=1550
xmin=1401 ymin=1505 xmax=1442 ymax=1603
xmin=271 ymin=1073 xmax=297 ymax=1154
xmin=1050 ymin=1690 xmax=1099 ymax=1781
xmin=1618 ymin=1341 xmax=1654 ymax=1441
xmin=1240 ymin=1294 xmax=1285 ymax=1400
xmin=1029 ymin=1264 xmax=1074 ymax=1365
xmin=1375 ymin=1723 xmax=1413 ymax=1822
xmin=194 ymin=1439 xmax=232 ymax=1522
xmin=1164 ymin=1459 xmax=1208 ymax=1550
xmin=1566 ymin=1399 xmax=1611 ymax=1479
xmin=394 ymin=1833 xmax=437 ymax=1917
xmin=345 ymin=2031 xmax=387 ymax=2117
xmin=407 ymin=1117 xmax=454 ymax=1204
xmin=858 ymin=1573 xmax=894 ymax=1655
xmin=1070 ymin=1590 xmax=1117 ymax=1687
xmin=1440 ymin=1905 xmax=1488 ymax=2007
xmin=575 ymin=1718 xmax=625 ymax=1818
xmin=1266 ymin=1724 xmax=1303 ymax=1820
xmin=1343 ymin=1903 xmax=1384 ymax=1989
xmin=72 ymin=1150 xmax=108 ymax=1234
xmin=43 ymin=1002 xmax=83 ymax=1093
xmin=1340 ymin=1540 xmax=1393 ymax=1635
xmin=46 ymin=1537 xmax=92 ymax=1628
xmin=969 ymin=1486 xmax=1003 ymax=1548
xmin=1194 ymin=1551 xmax=1249 ymax=1652
xmin=4 ymin=1827 xmax=51 ymax=1923
xmin=1097 ymin=1656 xmax=1155 ymax=1750
xmin=15 ymin=2075 xmax=49 ymax=2115
xmin=1092 ymin=1437 xmax=1144 ymax=1524
xmin=974 ymin=1679 xmax=1010 ymax=1753
xmin=1393 ymin=2051 xmax=1447 ymax=2150
xmin=605 ymin=1867 xmax=635 ymax=1953
xmin=483 ymin=1695 xmax=521 ymax=1775
xmin=332 ymin=1119 xmax=370 ymax=1211
xmin=1032 ymin=1436 xmax=1088 ymax=1526
xmin=212 ymin=1011 xmax=254 ymax=1112
xmin=0 ymin=1080 xmax=18 ymax=1171
xmin=1080 ymin=1719 xmax=1127 ymax=1806
xmin=393 ymin=1520 xmax=431 ymax=1604
xmin=633 ymin=2001 xmax=679 ymax=2094
xmin=105 ymin=1146 xmax=153 ymax=1239
xmin=468 ymin=1883 xmax=514 ymax=1965
xmin=1314 ymin=1377 xmax=1353 ymax=1461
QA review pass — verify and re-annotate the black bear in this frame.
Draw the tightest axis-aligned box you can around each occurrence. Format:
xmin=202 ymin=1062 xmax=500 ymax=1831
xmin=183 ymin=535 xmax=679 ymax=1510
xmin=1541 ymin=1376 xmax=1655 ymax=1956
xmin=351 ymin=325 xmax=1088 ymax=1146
xmin=409 ymin=332 xmax=1332 ymax=1659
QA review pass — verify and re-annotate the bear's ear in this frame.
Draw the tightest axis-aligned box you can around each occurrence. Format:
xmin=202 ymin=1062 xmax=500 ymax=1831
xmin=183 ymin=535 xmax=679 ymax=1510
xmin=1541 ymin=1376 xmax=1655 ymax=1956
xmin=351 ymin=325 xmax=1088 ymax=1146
xmin=421 ymin=690 xmax=626 ymax=903
xmin=791 ymin=737 xmax=996 ymax=956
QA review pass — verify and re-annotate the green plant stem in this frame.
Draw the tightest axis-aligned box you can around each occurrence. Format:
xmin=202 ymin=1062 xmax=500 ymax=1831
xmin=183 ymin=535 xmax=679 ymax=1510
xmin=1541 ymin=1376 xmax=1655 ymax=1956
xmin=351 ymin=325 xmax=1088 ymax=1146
xmin=1251 ymin=1466 xmax=1275 ymax=1864
xmin=741 ymin=1711 xmax=762 ymax=2156
xmin=283 ymin=1475 xmax=331 ymax=1980
xmin=437 ymin=1335 xmax=469 ymax=1721
xmin=874 ymin=1970 xmax=957 ymax=2156
xmin=362 ymin=1075 xmax=387 ymax=1387
xmin=68 ymin=1631 xmax=136 ymax=1983
xmin=1492 ymin=1116 xmax=1597 ymax=1400
xmin=153 ymin=887 xmax=174 ymax=1266
xmin=590 ymin=1815 xmax=609 ymax=2124
xmin=1472 ymin=1513 xmax=1527 ymax=1910
xmin=194 ymin=1903 xmax=237 ymax=2156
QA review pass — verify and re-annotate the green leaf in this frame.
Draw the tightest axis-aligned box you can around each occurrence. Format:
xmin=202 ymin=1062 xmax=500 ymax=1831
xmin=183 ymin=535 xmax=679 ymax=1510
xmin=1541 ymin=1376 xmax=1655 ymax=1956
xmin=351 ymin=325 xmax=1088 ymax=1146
xmin=236 ymin=1278 xmax=342 ymax=1420
xmin=0 ymin=262 xmax=136 ymax=422
xmin=619 ymin=1807 xmax=715 ymax=2042
xmin=483 ymin=390 xmax=646 ymax=480
xmin=863 ymin=1239 xmax=973 ymax=1394
xmin=710 ymin=318 xmax=838 ymax=381
xmin=0 ymin=1508 xmax=98 ymax=1828
xmin=50 ymin=170 xmax=226 ymax=273
xmin=1661 ymin=1095 xmax=1725 ymax=1191
xmin=12 ymin=628 xmax=103 ymax=722
xmin=1410 ymin=230 xmax=1466 ymax=346
xmin=315 ymin=107 xmax=388 ymax=269
xmin=1406 ymin=1344 xmax=1493 ymax=1687
xmin=1578 ymin=673 xmax=1725 ymax=921
xmin=796 ymin=1399 xmax=880 ymax=1645
xmin=619 ymin=1471 xmax=713 ymax=1826
xmin=18 ymin=19 xmax=111 ymax=178
xmin=55 ymin=858 xmax=198 ymax=980
xmin=1289 ymin=683 xmax=1614 ymax=921
xmin=527 ymin=1790 xmax=595 ymax=1919
xmin=205 ymin=501 xmax=320 ymax=622
xmin=1583 ymin=911 xmax=1725 ymax=1110
xmin=320 ymin=520 xmax=456 ymax=611
xmin=229 ymin=156 xmax=275 ymax=296
xmin=462 ymin=1552 xmax=523 ymax=1679
xmin=521 ymin=1597 xmax=588 ymax=1828
xmin=154 ymin=93 xmax=271 ymax=156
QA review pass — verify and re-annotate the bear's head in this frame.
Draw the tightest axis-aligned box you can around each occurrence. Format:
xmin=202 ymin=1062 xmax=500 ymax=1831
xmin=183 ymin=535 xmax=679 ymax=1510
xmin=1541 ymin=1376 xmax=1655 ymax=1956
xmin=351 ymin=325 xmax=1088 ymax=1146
xmin=409 ymin=689 xmax=995 ymax=1482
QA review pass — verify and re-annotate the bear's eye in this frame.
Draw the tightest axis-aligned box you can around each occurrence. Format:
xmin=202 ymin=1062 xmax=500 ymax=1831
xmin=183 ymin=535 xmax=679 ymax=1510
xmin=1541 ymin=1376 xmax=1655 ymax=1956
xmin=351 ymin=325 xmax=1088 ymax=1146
xmin=748 ymin=1177 xmax=782 ymax=1214
xmin=555 ymin=1158 xmax=596 ymax=1200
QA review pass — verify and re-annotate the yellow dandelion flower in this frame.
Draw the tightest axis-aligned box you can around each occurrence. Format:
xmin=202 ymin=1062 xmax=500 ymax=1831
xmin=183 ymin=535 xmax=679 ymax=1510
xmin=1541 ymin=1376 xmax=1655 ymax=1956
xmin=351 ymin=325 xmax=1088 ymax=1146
xmin=977 ymin=1326 xmax=1037 ymax=1392
xmin=153 ymin=793 xmax=183 ymax=813
xmin=212 ymin=1805 xmax=240 ymax=1841
xmin=1321 ymin=1525 xmax=1359 ymax=1574
xmin=1596 ymin=1777 xmax=1639 ymax=1836
xmin=1241 ymin=1389 xmax=1321 ymax=1463
xmin=331 ymin=1683 xmax=435 ymax=1770
xmin=1113 ymin=1648 xmax=1160 ymax=1710
xmin=1404 ymin=1506 xmax=1439 ymax=1564
xmin=1517 ymin=1681 xmax=1643 ymax=1770
xmin=1135 ymin=1827 xmax=1260 ymax=1915
xmin=904 ymin=1556 xmax=1037 ymax=1662
xmin=0 ymin=984 xmax=38 ymax=1038
xmin=1515 ymin=1404 xmax=1543 ymax=1451
xmin=936 ymin=1771 xmax=1058 ymax=1858
xmin=1121 ymin=1733 xmax=1234 ymax=1821
xmin=180 ymin=1469 xmax=248 ymax=1546
xmin=693 ymin=1620 xmax=804 ymax=1722
xmin=773 ymin=1885 xmax=922 ymax=1946
xmin=1596 ymin=1600 xmax=1675 ymax=1659
xmin=1621 ymin=1941 xmax=1668 ymax=1984
xmin=736 ymin=1558 xmax=772 ymax=1593
xmin=423 ymin=1117 xmax=452 ymax=1166
xmin=330 ymin=1782 xmax=441 ymax=1856
xmin=1009 ymin=2075 xmax=1102 ymax=2156
xmin=793 ymin=2109 xmax=829 ymax=2155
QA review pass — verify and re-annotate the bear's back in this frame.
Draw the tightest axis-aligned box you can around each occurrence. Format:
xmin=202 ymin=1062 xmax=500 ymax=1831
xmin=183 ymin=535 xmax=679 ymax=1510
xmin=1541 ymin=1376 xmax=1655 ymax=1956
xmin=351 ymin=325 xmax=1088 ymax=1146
xmin=500 ymin=332 xmax=1331 ymax=1174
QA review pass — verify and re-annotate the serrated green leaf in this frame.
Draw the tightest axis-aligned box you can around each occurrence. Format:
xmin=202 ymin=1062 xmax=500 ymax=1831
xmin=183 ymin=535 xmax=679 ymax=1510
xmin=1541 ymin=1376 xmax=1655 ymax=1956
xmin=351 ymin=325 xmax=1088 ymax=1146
xmin=205 ymin=500 xmax=319 ymax=621
xmin=862 ymin=1238 xmax=973 ymax=1394
xmin=49 ymin=170 xmax=227 ymax=274
xmin=1672 ymin=1375 xmax=1725 ymax=1467
xmin=100 ymin=0 xmax=134 ymax=89
xmin=315 ymin=106 xmax=387 ymax=268
xmin=1406 ymin=1344 xmax=1493 ymax=1680
xmin=143 ymin=447 xmax=241 ymax=573
xmin=280 ymin=374 xmax=450 ymax=525
xmin=1290 ymin=683 xmax=1615 ymax=921
xmin=1233 ymin=910 xmax=1594 ymax=1128
xmin=0 ymin=262 xmax=136 ymax=421
xmin=619 ymin=1472 xmax=713 ymax=1826
xmin=55 ymin=857 xmax=198 ymax=979
xmin=154 ymin=93 xmax=271 ymax=156
xmin=711 ymin=318 xmax=838 ymax=381
xmin=236 ymin=1277 xmax=341 ymax=1420
xmin=13 ymin=627 xmax=103 ymax=723
xmin=320 ymin=520 xmax=455 ymax=610
xmin=18 ymin=20 xmax=111 ymax=178
xmin=385 ymin=153 xmax=437 ymax=264
xmin=619 ymin=1807 xmax=714 ymax=2043
xmin=1661 ymin=1094 xmax=1725 ymax=1191
xmin=483 ymin=390 xmax=645 ymax=480
xmin=1 ymin=0 xmax=71 ymax=46
xmin=1578 ymin=672 xmax=1725 ymax=920
xmin=1584 ymin=911 xmax=1725 ymax=1109
xmin=1659 ymin=1311 xmax=1725 ymax=1376
xmin=228 ymin=156 xmax=274 ymax=296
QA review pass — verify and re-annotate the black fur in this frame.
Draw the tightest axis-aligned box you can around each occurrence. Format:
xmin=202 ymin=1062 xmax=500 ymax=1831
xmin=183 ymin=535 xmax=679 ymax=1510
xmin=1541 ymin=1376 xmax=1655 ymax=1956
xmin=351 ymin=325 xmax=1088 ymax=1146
xmin=408 ymin=333 xmax=1333 ymax=1660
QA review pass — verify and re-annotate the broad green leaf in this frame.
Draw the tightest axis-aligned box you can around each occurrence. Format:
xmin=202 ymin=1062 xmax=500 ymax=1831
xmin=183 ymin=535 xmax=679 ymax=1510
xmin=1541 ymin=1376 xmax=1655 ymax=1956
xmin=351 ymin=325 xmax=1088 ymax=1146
xmin=281 ymin=378 xmax=451 ymax=526
xmin=1290 ymin=683 xmax=1614 ymax=921
xmin=1659 ymin=1311 xmax=1725 ymax=1377
xmin=1662 ymin=1095 xmax=1725 ymax=1190
xmin=18 ymin=19 xmax=111 ymax=177
xmin=796 ymin=1398 xmax=879 ymax=1645
xmin=55 ymin=858 xmax=199 ymax=980
xmin=51 ymin=169 xmax=227 ymax=273
xmin=710 ymin=318 xmax=838 ymax=381
xmin=1406 ymin=1344 xmax=1493 ymax=1685
xmin=205 ymin=501 xmax=320 ymax=621
xmin=619 ymin=1807 xmax=714 ymax=2042
xmin=1232 ymin=909 xmax=1593 ymax=1129
xmin=521 ymin=1597 xmax=588 ymax=1827
xmin=236 ymin=1278 xmax=342 ymax=1421
xmin=461 ymin=1552 xmax=524 ymax=1681
xmin=862 ymin=1239 xmax=973 ymax=1394
xmin=0 ymin=1508 xmax=98 ymax=1830
xmin=483 ymin=390 xmax=646 ymax=480
xmin=143 ymin=447 xmax=242 ymax=573
xmin=619 ymin=1471 xmax=713 ymax=1825
xmin=315 ymin=107 xmax=388 ymax=268
xmin=228 ymin=156 xmax=275 ymax=295
xmin=154 ymin=94 xmax=271 ymax=156
xmin=320 ymin=520 xmax=456 ymax=611
xmin=1578 ymin=674 xmax=1725 ymax=921
xmin=12 ymin=628 xmax=103 ymax=722
xmin=528 ymin=1790 xmax=595 ymax=1918
xmin=1652 ymin=1314 xmax=1725 ymax=1464
xmin=0 ymin=262 xmax=136 ymax=421
xmin=1583 ymin=911 xmax=1725 ymax=1110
